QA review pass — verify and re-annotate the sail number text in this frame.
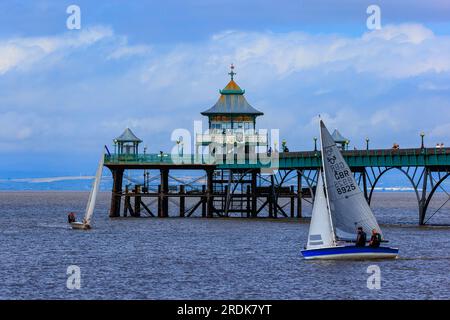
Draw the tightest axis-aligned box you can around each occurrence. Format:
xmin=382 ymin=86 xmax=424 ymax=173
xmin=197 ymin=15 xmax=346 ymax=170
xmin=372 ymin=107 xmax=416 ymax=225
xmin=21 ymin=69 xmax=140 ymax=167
xmin=325 ymin=149 xmax=357 ymax=196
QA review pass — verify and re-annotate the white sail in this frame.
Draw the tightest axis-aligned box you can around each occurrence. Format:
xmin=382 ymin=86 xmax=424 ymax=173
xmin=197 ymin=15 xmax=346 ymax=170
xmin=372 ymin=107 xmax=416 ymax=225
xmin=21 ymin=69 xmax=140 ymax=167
xmin=306 ymin=171 xmax=336 ymax=249
xmin=83 ymin=150 xmax=105 ymax=226
xmin=319 ymin=121 xmax=382 ymax=241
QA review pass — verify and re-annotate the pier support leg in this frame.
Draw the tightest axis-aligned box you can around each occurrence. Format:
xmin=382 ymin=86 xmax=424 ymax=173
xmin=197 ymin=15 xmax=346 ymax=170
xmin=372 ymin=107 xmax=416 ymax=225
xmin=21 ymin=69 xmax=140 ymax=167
xmin=109 ymin=169 xmax=124 ymax=218
xmin=206 ymin=169 xmax=214 ymax=218
xmin=246 ymin=185 xmax=251 ymax=218
xmin=268 ymin=194 xmax=273 ymax=218
xmin=158 ymin=185 xmax=162 ymax=217
xmin=160 ymin=169 xmax=169 ymax=217
xmin=419 ymin=168 xmax=429 ymax=225
xmin=134 ymin=185 xmax=141 ymax=217
xmin=270 ymin=175 xmax=277 ymax=218
xmin=297 ymin=170 xmax=302 ymax=218
xmin=290 ymin=186 xmax=295 ymax=218
xmin=179 ymin=185 xmax=185 ymax=217
xmin=362 ymin=169 xmax=369 ymax=202
xmin=251 ymin=171 xmax=257 ymax=218
xmin=123 ymin=185 xmax=129 ymax=217
xmin=224 ymin=185 xmax=229 ymax=217
xmin=201 ymin=185 xmax=206 ymax=218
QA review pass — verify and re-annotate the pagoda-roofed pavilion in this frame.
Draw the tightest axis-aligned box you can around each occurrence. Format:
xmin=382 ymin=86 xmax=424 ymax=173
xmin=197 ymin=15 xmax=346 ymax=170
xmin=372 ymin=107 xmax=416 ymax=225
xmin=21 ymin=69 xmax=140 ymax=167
xmin=332 ymin=129 xmax=349 ymax=150
xmin=201 ymin=64 xmax=263 ymax=132
xmin=114 ymin=128 xmax=142 ymax=155
xmin=196 ymin=64 xmax=267 ymax=156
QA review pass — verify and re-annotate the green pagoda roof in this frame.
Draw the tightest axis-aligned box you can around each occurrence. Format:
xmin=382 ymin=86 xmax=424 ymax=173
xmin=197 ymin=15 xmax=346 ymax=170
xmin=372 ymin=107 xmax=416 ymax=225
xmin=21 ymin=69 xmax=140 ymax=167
xmin=331 ymin=129 xmax=348 ymax=143
xmin=115 ymin=128 xmax=142 ymax=143
xmin=201 ymin=66 xmax=264 ymax=117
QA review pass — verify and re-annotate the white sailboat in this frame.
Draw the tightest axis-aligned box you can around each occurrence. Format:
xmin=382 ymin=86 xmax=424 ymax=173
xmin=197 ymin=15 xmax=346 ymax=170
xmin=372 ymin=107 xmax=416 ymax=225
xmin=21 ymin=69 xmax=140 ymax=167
xmin=70 ymin=150 xmax=104 ymax=230
xmin=301 ymin=121 xmax=399 ymax=259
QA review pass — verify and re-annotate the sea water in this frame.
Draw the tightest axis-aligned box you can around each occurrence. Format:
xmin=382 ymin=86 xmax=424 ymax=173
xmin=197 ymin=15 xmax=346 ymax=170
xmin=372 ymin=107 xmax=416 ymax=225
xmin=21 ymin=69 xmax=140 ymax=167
xmin=0 ymin=192 xmax=449 ymax=299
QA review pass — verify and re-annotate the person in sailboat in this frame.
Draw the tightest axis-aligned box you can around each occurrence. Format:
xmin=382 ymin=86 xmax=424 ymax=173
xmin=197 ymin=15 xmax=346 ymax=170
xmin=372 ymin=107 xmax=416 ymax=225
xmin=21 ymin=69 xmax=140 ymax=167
xmin=369 ymin=229 xmax=382 ymax=248
xmin=355 ymin=227 xmax=367 ymax=247
xmin=68 ymin=212 xmax=76 ymax=223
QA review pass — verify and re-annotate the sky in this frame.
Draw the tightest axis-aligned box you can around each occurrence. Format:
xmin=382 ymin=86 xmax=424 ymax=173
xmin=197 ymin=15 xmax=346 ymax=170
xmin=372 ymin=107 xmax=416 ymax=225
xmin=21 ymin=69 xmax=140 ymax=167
xmin=1 ymin=0 xmax=450 ymax=178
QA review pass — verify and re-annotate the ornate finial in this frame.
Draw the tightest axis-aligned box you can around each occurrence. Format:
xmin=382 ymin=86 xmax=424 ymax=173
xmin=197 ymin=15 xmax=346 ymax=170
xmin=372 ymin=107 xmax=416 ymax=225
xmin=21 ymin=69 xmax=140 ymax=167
xmin=228 ymin=63 xmax=236 ymax=80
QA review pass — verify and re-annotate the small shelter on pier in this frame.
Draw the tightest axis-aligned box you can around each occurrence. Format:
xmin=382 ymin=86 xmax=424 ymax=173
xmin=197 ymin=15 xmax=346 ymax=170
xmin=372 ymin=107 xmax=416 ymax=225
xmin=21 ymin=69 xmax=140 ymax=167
xmin=114 ymin=128 xmax=142 ymax=155
xmin=332 ymin=129 xmax=349 ymax=150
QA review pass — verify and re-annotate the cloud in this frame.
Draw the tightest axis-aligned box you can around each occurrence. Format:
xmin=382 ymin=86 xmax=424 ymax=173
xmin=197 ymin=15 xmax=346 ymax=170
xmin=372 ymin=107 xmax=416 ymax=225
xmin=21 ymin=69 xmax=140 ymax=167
xmin=0 ymin=26 xmax=113 ymax=75
xmin=0 ymin=22 xmax=450 ymax=159
xmin=107 ymin=35 xmax=152 ymax=60
xmin=107 ymin=44 xmax=152 ymax=60
xmin=0 ymin=112 xmax=48 ymax=142
xmin=430 ymin=123 xmax=450 ymax=139
xmin=361 ymin=23 xmax=434 ymax=44
xmin=418 ymin=82 xmax=450 ymax=91
xmin=168 ymin=24 xmax=450 ymax=83
xmin=0 ymin=25 xmax=153 ymax=75
xmin=101 ymin=116 xmax=180 ymax=136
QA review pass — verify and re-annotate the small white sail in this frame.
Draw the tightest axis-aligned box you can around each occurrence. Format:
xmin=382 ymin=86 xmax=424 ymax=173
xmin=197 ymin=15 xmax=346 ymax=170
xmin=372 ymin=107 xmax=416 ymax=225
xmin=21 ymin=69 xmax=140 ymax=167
xmin=319 ymin=121 xmax=382 ymax=240
xmin=83 ymin=150 xmax=105 ymax=226
xmin=306 ymin=171 xmax=335 ymax=249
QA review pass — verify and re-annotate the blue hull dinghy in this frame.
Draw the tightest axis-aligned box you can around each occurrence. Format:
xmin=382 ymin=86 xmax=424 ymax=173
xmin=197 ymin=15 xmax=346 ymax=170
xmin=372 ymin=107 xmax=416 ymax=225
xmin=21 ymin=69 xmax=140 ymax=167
xmin=301 ymin=121 xmax=399 ymax=260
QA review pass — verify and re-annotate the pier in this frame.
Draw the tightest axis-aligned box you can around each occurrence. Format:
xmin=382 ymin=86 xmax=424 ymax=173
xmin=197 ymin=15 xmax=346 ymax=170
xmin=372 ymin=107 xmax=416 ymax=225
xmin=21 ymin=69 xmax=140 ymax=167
xmin=104 ymin=148 xmax=450 ymax=224
xmin=104 ymin=66 xmax=450 ymax=225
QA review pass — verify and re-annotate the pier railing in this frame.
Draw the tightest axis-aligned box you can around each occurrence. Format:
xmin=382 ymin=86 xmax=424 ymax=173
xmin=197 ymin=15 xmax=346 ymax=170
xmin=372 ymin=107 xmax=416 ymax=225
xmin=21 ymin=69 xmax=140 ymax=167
xmin=104 ymin=147 xmax=450 ymax=169
xmin=104 ymin=153 xmax=276 ymax=168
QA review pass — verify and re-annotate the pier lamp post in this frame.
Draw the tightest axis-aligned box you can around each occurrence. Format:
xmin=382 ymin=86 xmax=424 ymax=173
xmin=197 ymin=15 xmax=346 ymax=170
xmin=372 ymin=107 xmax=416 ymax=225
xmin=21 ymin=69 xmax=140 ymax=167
xmin=180 ymin=141 xmax=184 ymax=157
xmin=420 ymin=132 xmax=425 ymax=150
xmin=345 ymin=140 xmax=350 ymax=151
xmin=113 ymin=139 xmax=118 ymax=155
xmin=176 ymin=136 xmax=184 ymax=157
xmin=313 ymin=137 xmax=317 ymax=152
xmin=366 ymin=138 xmax=370 ymax=151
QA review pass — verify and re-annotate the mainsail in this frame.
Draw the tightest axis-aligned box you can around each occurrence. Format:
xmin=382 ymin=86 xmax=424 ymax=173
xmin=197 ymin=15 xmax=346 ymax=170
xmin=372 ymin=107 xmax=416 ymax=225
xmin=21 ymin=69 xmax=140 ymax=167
xmin=306 ymin=171 xmax=335 ymax=249
xmin=320 ymin=121 xmax=382 ymax=240
xmin=83 ymin=150 xmax=105 ymax=225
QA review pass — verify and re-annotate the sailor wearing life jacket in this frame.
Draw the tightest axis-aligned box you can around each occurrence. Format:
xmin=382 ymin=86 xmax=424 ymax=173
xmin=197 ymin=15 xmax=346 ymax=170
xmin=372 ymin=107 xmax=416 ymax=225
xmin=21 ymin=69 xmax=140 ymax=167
xmin=68 ymin=212 xmax=76 ymax=223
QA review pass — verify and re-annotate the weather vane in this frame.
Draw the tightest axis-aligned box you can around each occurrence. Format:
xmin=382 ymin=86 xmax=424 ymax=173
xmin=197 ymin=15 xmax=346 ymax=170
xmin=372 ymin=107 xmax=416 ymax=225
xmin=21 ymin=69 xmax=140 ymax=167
xmin=228 ymin=63 xmax=236 ymax=80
